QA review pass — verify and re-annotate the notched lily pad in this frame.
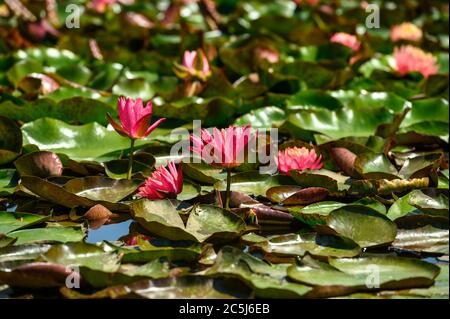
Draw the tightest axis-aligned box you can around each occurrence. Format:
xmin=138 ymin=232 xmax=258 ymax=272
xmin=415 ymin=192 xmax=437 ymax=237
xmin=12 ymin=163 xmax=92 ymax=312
xmin=325 ymin=205 xmax=397 ymax=248
xmin=251 ymin=233 xmax=361 ymax=260
xmin=288 ymin=255 xmax=440 ymax=298
xmin=266 ymin=186 xmax=329 ymax=205
xmin=131 ymin=199 xmax=246 ymax=243
xmin=206 ymin=246 xmax=312 ymax=298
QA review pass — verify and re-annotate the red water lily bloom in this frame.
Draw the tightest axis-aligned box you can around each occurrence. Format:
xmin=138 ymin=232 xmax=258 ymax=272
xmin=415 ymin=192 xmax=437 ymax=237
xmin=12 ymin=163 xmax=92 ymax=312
xmin=391 ymin=23 xmax=422 ymax=42
xmin=138 ymin=161 xmax=183 ymax=200
xmin=277 ymin=147 xmax=323 ymax=175
xmin=330 ymin=32 xmax=361 ymax=52
xmin=394 ymin=45 xmax=438 ymax=78
xmin=107 ymin=97 xmax=166 ymax=140
xmin=191 ymin=126 xmax=254 ymax=169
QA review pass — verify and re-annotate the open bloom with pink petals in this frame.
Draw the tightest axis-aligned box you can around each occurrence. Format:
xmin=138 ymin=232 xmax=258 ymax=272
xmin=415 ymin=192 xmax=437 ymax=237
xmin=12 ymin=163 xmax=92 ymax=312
xmin=138 ymin=161 xmax=183 ymax=200
xmin=107 ymin=97 xmax=166 ymax=140
xmin=391 ymin=22 xmax=422 ymax=42
xmin=330 ymin=32 xmax=361 ymax=52
xmin=394 ymin=45 xmax=438 ymax=78
xmin=277 ymin=147 xmax=323 ymax=175
xmin=174 ymin=49 xmax=211 ymax=81
xmin=191 ymin=126 xmax=254 ymax=169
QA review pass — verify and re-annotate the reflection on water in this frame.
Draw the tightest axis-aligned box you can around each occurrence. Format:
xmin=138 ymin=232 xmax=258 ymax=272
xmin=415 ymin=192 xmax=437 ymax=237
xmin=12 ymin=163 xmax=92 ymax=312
xmin=86 ymin=219 xmax=133 ymax=243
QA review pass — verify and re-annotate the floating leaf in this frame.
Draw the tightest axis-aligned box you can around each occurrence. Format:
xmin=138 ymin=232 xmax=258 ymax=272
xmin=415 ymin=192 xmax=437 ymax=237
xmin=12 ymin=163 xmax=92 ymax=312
xmin=214 ymin=171 xmax=295 ymax=197
xmin=63 ymin=177 xmax=141 ymax=203
xmin=392 ymin=225 xmax=449 ymax=254
xmin=326 ymin=205 xmax=397 ymax=248
xmin=287 ymin=106 xmax=394 ymax=141
xmin=14 ymin=151 xmax=63 ymax=178
xmin=288 ymin=255 xmax=440 ymax=298
xmin=206 ymin=246 xmax=312 ymax=298
xmin=266 ymin=186 xmax=329 ymax=205
xmin=60 ymin=276 xmax=243 ymax=299
xmin=287 ymin=90 xmax=343 ymax=111
xmin=131 ymin=199 xmax=246 ymax=243
xmin=0 ymin=98 xmax=115 ymax=125
xmin=0 ymin=211 xmax=49 ymax=235
xmin=252 ymin=233 xmax=361 ymax=259
xmin=289 ymin=169 xmax=350 ymax=191
xmin=0 ymin=116 xmax=22 ymax=165
xmin=8 ymin=225 xmax=85 ymax=245
xmin=234 ymin=106 xmax=286 ymax=128
xmin=0 ymin=169 xmax=17 ymax=195
xmin=20 ymin=176 xmax=131 ymax=211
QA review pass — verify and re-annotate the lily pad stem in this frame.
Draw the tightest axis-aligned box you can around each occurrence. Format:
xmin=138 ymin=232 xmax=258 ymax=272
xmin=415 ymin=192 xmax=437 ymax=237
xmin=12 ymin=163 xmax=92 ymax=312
xmin=225 ymin=169 xmax=231 ymax=210
xmin=127 ymin=138 xmax=135 ymax=180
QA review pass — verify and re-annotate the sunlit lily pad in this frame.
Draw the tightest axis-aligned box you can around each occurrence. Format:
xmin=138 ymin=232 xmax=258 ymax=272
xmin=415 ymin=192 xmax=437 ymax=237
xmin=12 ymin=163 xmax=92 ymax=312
xmin=207 ymin=246 xmax=312 ymax=298
xmin=131 ymin=199 xmax=246 ymax=242
xmin=325 ymin=205 xmax=397 ymax=248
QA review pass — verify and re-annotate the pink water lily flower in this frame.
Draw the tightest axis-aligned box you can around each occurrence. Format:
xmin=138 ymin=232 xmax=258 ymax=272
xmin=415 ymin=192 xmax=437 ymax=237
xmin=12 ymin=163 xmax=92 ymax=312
xmin=391 ymin=22 xmax=422 ymax=42
xmin=277 ymin=147 xmax=323 ymax=175
xmin=191 ymin=126 xmax=254 ymax=169
xmin=107 ymin=97 xmax=166 ymax=140
xmin=138 ymin=161 xmax=183 ymax=200
xmin=174 ymin=49 xmax=211 ymax=81
xmin=394 ymin=45 xmax=438 ymax=78
xmin=330 ymin=32 xmax=361 ymax=52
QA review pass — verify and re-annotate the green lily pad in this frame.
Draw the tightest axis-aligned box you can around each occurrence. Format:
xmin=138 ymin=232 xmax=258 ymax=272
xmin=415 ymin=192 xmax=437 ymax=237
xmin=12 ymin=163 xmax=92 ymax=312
xmin=392 ymin=225 xmax=449 ymax=254
xmin=354 ymin=153 xmax=399 ymax=180
xmin=0 ymin=98 xmax=115 ymax=125
xmin=131 ymin=199 xmax=246 ymax=243
xmin=153 ymin=97 xmax=236 ymax=127
xmin=0 ymin=244 xmax=51 ymax=263
xmin=41 ymin=241 xmax=120 ymax=272
xmin=266 ymin=186 xmax=329 ymax=205
xmin=214 ymin=171 xmax=295 ymax=197
xmin=326 ymin=205 xmax=397 ymax=248
xmin=0 ymin=211 xmax=49 ymax=235
xmin=118 ymin=240 xmax=202 ymax=264
xmin=287 ymin=106 xmax=394 ymax=141
xmin=0 ymin=116 xmax=22 ymax=165
xmin=289 ymin=197 xmax=387 ymax=226
xmin=60 ymin=276 xmax=242 ymax=299
xmin=8 ymin=224 xmax=85 ymax=245
xmin=0 ymin=169 xmax=17 ymax=196
xmin=289 ymin=169 xmax=350 ymax=191
xmin=287 ymin=90 xmax=344 ymax=111
xmin=20 ymin=176 xmax=130 ymax=211
xmin=288 ymin=255 xmax=440 ymax=298
xmin=14 ymin=151 xmax=63 ymax=178
xmin=206 ymin=246 xmax=312 ymax=298
xmin=63 ymin=177 xmax=141 ymax=203
xmin=183 ymin=163 xmax=227 ymax=185
xmin=234 ymin=106 xmax=286 ymax=128
xmin=252 ymin=233 xmax=361 ymax=259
